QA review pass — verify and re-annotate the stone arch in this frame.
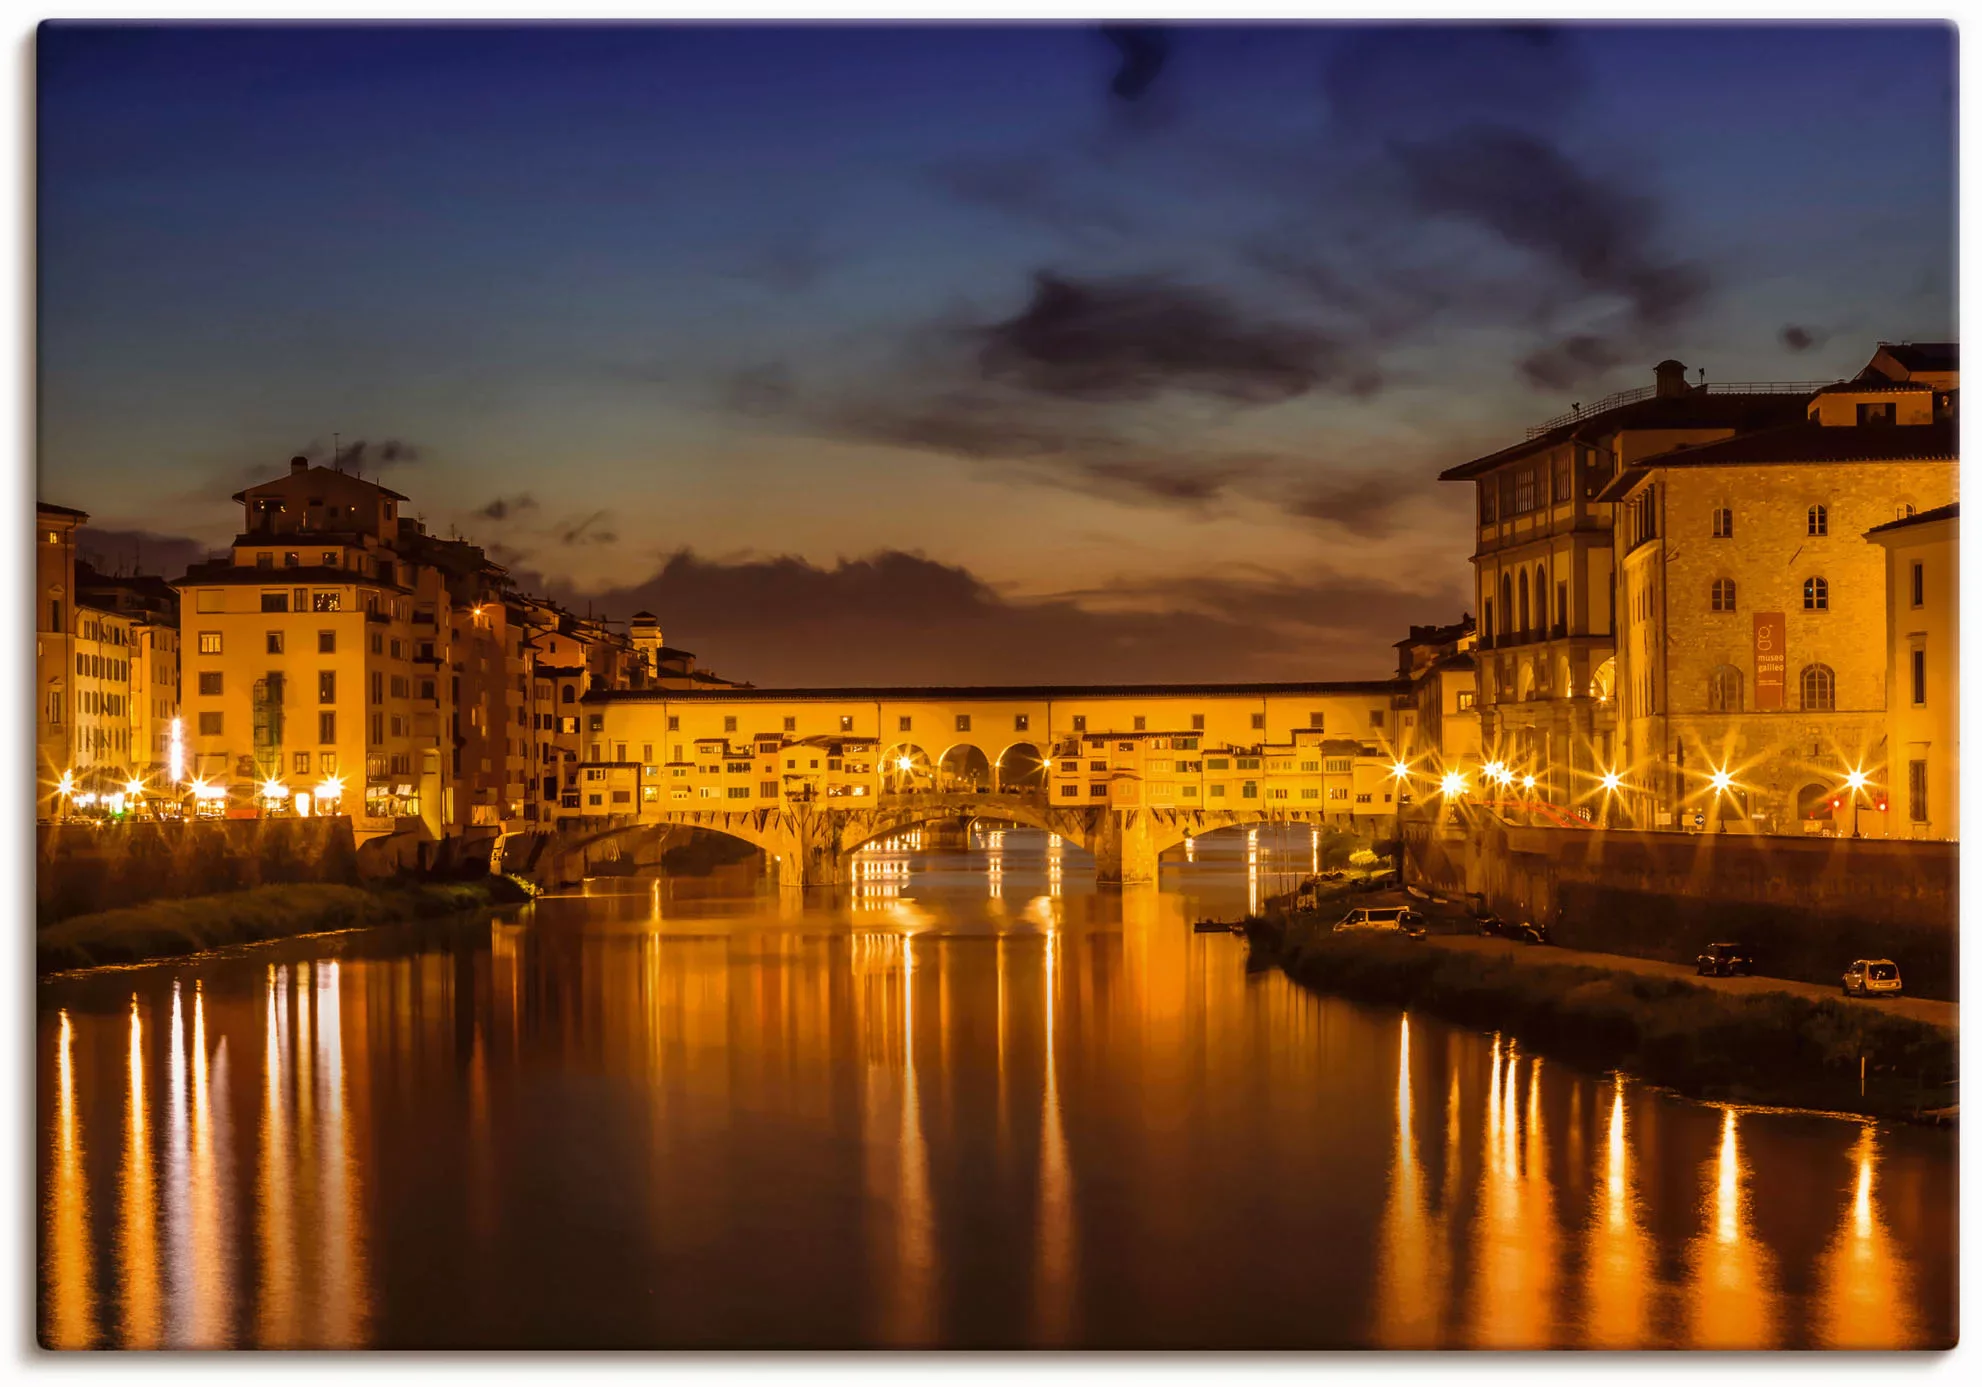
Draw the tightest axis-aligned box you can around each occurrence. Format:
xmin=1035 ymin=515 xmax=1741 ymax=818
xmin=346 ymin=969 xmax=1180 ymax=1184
xmin=1535 ymin=561 xmax=1550 ymax=630
xmin=1499 ymin=573 xmax=1513 ymax=638
xmin=882 ymin=743 xmax=934 ymax=793
xmin=936 ymin=743 xmax=993 ymax=792
xmin=1516 ymin=659 xmax=1536 ymax=702
xmin=995 ymin=741 xmax=1046 ymax=791
xmin=1517 ymin=569 xmax=1531 ymax=638
xmin=1591 ymin=655 xmax=1616 ymax=702
xmin=1795 ymin=781 xmax=1835 ymax=824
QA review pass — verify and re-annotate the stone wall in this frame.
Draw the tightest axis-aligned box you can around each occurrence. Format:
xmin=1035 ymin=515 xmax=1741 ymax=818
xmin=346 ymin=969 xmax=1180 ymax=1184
xmin=1404 ymin=810 xmax=1958 ymax=999
xmin=37 ymin=817 xmax=365 ymax=923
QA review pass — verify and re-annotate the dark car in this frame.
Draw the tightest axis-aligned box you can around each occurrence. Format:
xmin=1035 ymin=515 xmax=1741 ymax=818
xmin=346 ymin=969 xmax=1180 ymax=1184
xmin=1697 ymin=942 xmax=1754 ymax=977
xmin=1476 ymin=914 xmax=1549 ymax=945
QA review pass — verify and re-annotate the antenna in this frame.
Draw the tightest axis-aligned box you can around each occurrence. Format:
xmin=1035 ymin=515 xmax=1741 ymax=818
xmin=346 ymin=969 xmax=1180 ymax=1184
xmin=332 ymin=432 xmax=341 ymax=472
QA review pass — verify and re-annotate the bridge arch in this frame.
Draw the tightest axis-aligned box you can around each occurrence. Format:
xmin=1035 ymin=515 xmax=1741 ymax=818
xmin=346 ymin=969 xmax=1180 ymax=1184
xmin=883 ymin=743 xmax=934 ymax=793
xmin=995 ymin=741 xmax=1046 ymax=791
xmin=936 ymin=743 xmax=993 ymax=792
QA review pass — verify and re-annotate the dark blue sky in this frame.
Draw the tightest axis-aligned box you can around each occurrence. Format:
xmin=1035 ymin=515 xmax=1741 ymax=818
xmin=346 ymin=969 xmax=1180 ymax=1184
xmin=39 ymin=22 xmax=1956 ymax=683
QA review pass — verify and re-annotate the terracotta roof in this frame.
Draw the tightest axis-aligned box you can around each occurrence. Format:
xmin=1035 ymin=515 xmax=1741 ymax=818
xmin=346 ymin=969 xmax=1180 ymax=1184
xmin=1865 ymin=501 xmax=1959 ymax=537
xmin=590 ymin=678 xmax=1406 ymax=704
xmin=36 ymin=500 xmax=88 ymax=519
xmin=1817 ymin=377 xmax=1933 ymax=394
xmin=1592 ymin=421 xmax=1956 ymax=500
xmin=1439 ymin=390 xmax=1812 ymax=481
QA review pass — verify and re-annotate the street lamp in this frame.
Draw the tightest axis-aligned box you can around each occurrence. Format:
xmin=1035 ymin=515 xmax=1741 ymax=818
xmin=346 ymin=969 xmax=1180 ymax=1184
xmin=1439 ymin=770 xmax=1467 ymax=799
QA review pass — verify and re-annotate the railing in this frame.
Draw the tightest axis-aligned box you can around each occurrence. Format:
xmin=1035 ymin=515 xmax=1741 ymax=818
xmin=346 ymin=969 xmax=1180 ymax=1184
xmin=1524 ymin=380 xmax=1837 ymax=438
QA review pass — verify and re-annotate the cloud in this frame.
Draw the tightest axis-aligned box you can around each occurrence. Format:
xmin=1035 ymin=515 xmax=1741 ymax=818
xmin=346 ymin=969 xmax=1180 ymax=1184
xmin=478 ymin=493 xmax=538 ymax=521
xmin=1101 ymin=25 xmax=1171 ymax=101
xmin=927 ymin=153 xmax=1135 ymax=245
xmin=74 ymin=526 xmax=217 ymax=580
xmin=1519 ymin=334 xmax=1625 ymax=392
xmin=1779 ymin=323 xmax=1826 ymax=353
xmin=975 ymin=270 xmax=1354 ymax=404
xmin=297 ymin=437 xmax=426 ymax=471
xmin=542 ymin=546 xmax=1463 ymax=686
xmin=556 ymin=510 xmax=618 ymax=546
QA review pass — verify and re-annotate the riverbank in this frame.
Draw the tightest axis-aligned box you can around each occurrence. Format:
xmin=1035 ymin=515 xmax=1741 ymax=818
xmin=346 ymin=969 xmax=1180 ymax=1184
xmin=37 ymin=876 xmax=535 ymax=974
xmin=1246 ymin=907 xmax=1958 ymax=1123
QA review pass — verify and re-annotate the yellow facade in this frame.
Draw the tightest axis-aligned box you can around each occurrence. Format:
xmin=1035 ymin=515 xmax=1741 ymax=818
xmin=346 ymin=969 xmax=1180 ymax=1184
xmin=1869 ymin=505 xmax=1959 ymax=839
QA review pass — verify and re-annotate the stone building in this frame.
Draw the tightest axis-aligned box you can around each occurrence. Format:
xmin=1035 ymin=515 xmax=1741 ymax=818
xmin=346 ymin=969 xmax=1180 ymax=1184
xmin=1867 ymin=502 xmax=1959 ymax=840
xmin=1595 ymin=357 xmax=1957 ymax=831
xmin=35 ymin=502 xmax=87 ymax=810
xmin=1391 ymin=617 xmax=1479 ymax=781
xmin=75 ymin=564 xmax=181 ymax=784
xmin=1437 ymin=358 xmax=1822 ymax=812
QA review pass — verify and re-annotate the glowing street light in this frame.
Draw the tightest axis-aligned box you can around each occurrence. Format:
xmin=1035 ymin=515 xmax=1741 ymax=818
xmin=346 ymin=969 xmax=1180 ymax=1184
xmin=167 ymin=716 xmax=184 ymax=785
xmin=1390 ymin=760 xmax=1411 ymax=780
xmin=1601 ymin=771 xmax=1622 ymax=793
xmin=123 ymin=777 xmax=145 ymax=799
xmin=1844 ymin=769 xmax=1869 ymax=794
xmin=259 ymin=777 xmax=289 ymax=807
xmin=1710 ymin=769 xmax=1734 ymax=794
xmin=1521 ymin=774 xmax=1536 ymax=791
xmin=895 ymin=756 xmax=914 ymax=774
xmin=1439 ymin=771 xmax=1468 ymax=798
xmin=56 ymin=769 xmax=74 ymax=800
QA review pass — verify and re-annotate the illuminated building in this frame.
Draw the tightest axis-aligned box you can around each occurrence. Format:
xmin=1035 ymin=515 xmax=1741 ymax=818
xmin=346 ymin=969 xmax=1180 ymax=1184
xmin=1598 ymin=345 xmax=1956 ymax=831
xmin=1866 ymin=502 xmax=1959 ymax=839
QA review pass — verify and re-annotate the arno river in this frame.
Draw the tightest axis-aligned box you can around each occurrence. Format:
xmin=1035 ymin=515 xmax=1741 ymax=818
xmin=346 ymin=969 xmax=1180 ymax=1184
xmin=38 ymin=826 xmax=1955 ymax=1349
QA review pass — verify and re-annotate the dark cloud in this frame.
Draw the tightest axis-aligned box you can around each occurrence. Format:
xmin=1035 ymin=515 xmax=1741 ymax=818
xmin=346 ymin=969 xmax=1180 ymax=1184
xmin=74 ymin=527 xmax=217 ymax=580
xmin=720 ymin=362 xmax=797 ymax=417
xmin=556 ymin=510 xmax=618 ymax=547
xmin=538 ymin=547 xmax=1461 ymax=686
xmin=1285 ymin=475 xmax=1414 ymax=540
xmin=478 ymin=493 xmax=538 ymax=521
xmin=1779 ymin=323 xmax=1826 ymax=353
xmin=977 ymin=271 xmax=1351 ymax=404
xmin=1519 ymin=334 xmax=1625 ymax=392
xmin=298 ymin=437 xmax=425 ymax=471
xmin=1101 ymin=25 xmax=1171 ymax=101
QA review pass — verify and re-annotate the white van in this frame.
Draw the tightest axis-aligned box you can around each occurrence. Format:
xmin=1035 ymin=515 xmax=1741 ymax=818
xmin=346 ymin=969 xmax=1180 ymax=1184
xmin=1333 ymin=906 xmax=1426 ymax=939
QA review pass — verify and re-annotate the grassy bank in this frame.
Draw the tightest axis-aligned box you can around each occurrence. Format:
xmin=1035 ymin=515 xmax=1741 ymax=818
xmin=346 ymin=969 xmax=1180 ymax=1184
xmin=1250 ymin=911 xmax=1957 ymax=1122
xmin=38 ymin=877 xmax=535 ymax=974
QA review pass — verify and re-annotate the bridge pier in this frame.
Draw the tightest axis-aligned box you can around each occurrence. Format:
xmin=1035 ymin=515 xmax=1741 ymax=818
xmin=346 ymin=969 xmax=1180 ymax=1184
xmin=1088 ymin=810 xmax=1160 ymax=886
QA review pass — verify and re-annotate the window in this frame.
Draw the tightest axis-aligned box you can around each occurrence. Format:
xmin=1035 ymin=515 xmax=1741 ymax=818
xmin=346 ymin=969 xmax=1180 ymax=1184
xmin=1909 ymin=759 xmax=1928 ymax=823
xmin=1807 ymin=504 xmax=1828 ymax=537
xmin=1513 ymin=469 xmax=1535 ymax=513
xmin=198 ymin=712 xmax=223 ymax=736
xmin=290 ymin=751 xmax=310 ymax=775
xmin=840 ymin=715 xmax=854 ymax=732
xmin=1707 ymin=665 xmax=1742 ymax=712
xmin=261 ymin=591 xmax=289 ymax=613
xmin=1059 ymin=784 xmax=1079 ymax=798
xmin=727 ymin=786 xmax=750 ymax=800
xmin=724 ymin=715 xmax=739 ymax=732
xmin=319 ymin=670 xmax=336 ymax=704
xmin=783 ymin=715 xmax=797 ymax=732
xmin=1911 ymin=561 xmax=1925 ymax=608
xmin=1089 ymin=784 xmax=1108 ymax=798
xmin=256 ymin=552 xmax=274 ymax=570
xmin=1856 ymin=401 xmax=1895 ymax=426
xmin=1132 ymin=715 xmax=1146 ymax=731
xmin=588 ymin=714 xmax=604 ymax=732
xmin=1457 ymin=690 xmax=1476 ymax=711
xmin=263 ymin=631 xmax=283 ymax=655
xmin=1912 ymin=647 xmax=1926 ymax=706
xmin=1711 ymin=507 xmax=1733 ymax=539
xmin=1711 ymin=577 xmax=1737 ymax=612
xmin=1803 ymin=576 xmax=1829 ymax=611
xmin=318 ymin=630 xmax=336 ymax=654
xmin=1072 ymin=715 xmax=1087 ymax=732
xmin=197 ymin=671 xmax=223 ymax=697
xmin=322 ymin=551 xmax=337 ymax=566
xmin=319 ymin=711 xmax=336 ymax=743
xmin=956 ymin=714 xmax=972 ymax=732
xmin=1479 ymin=484 xmax=1497 ymax=524
xmin=898 ymin=715 xmax=912 ymax=733
xmin=668 ymin=716 xmax=682 ymax=732
xmin=1309 ymin=712 xmax=1325 ymax=730
xmin=1247 ymin=712 xmax=1265 ymax=731
xmin=1553 ymin=453 xmax=1573 ymax=503
xmin=1241 ymin=782 xmax=1258 ymax=799
xmin=311 ymin=591 xmax=340 ymax=613
xmin=562 ymin=685 xmax=576 ymax=704
xmin=1800 ymin=663 xmax=1836 ymax=711
xmin=198 ymin=631 xmax=222 ymax=655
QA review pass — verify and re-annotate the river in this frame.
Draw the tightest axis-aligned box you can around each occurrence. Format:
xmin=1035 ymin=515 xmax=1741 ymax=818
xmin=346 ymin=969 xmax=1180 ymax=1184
xmin=37 ymin=825 xmax=1956 ymax=1349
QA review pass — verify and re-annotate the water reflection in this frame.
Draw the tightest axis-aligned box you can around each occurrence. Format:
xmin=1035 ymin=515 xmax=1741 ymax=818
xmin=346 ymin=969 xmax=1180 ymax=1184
xmin=37 ymin=826 xmax=1955 ymax=1349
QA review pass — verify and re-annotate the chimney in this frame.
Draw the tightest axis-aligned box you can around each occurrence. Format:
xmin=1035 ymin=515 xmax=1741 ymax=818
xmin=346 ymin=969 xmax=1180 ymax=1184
xmin=290 ymin=455 xmax=310 ymax=475
xmin=1653 ymin=359 xmax=1689 ymax=399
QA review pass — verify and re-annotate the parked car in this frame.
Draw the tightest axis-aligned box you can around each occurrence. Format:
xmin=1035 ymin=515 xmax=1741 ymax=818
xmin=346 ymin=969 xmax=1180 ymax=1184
xmin=1696 ymin=942 xmax=1754 ymax=977
xmin=1842 ymin=958 xmax=1903 ymax=998
xmin=1334 ymin=906 xmax=1427 ymax=939
xmin=1476 ymin=914 xmax=1549 ymax=945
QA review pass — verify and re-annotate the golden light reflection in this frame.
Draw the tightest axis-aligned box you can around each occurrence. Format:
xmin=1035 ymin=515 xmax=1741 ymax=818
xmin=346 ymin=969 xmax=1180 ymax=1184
xmin=1814 ymin=1126 xmax=1919 ymax=1348
xmin=165 ymin=981 xmax=189 ymax=1342
xmin=1468 ymin=1038 xmax=1556 ymax=1347
xmin=45 ymin=1009 xmax=96 ymax=1349
xmin=1373 ymin=1015 xmax=1447 ymax=1347
xmin=1033 ymin=927 xmax=1074 ymax=1345
xmin=188 ymin=983 xmax=234 ymax=1347
xmin=1580 ymin=1075 xmax=1652 ymax=1347
xmin=889 ymin=933 xmax=934 ymax=1345
xmin=1683 ymin=1107 xmax=1779 ymax=1348
xmin=258 ymin=966 xmax=296 ymax=1346
xmin=118 ymin=995 xmax=160 ymax=1347
xmin=316 ymin=961 xmax=366 ymax=1345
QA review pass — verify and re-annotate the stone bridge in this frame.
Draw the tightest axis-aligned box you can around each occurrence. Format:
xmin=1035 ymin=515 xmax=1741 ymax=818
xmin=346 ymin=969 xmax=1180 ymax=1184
xmin=514 ymin=791 xmax=1356 ymax=888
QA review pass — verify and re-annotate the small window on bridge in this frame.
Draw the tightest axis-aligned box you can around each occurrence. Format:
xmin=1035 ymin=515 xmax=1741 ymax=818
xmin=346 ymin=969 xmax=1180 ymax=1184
xmin=899 ymin=716 xmax=913 ymax=732
xmin=1309 ymin=712 xmax=1325 ymax=730
xmin=1072 ymin=715 xmax=1087 ymax=732
xmin=1192 ymin=713 xmax=1205 ymax=730
xmin=724 ymin=716 xmax=738 ymax=732
xmin=668 ymin=716 xmax=680 ymax=731
xmin=1089 ymin=785 xmax=1107 ymax=797
xmin=1133 ymin=716 xmax=1147 ymax=731
xmin=1251 ymin=713 xmax=1266 ymax=730
xmin=1060 ymin=785 xmax=1078 ymax=797
xmin=840 ymin=715 xmax=854 ymax=732
xmin=956 ymin=714 xmax=971 ymax=732
xmin=1014 ymin=714 xmax=1029 ymax=731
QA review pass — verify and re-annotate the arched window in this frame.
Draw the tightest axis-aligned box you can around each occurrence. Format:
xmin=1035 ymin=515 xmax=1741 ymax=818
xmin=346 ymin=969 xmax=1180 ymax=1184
xmin=1800 ymin=663 xmax=1836 ymax=711
xmin=1517 ymin=570 xmax=1531 ymax=637
xmin=561 ymin=684 xmax=575 ymax=703
xmin=1803 ymin=576 xmax=1829 ymax=611
xmin=1536 ymin=563 xmax=1550 ymax=630
xmin=1707 ymin=665 xmax=1743 ymax=712
xmin=1807 ymin=504 xmax=1828 ymax=537
xmin=1711 ymin=577 xmax=1737 ymax=612
xmin=1711 ymin=506 xmax=1733 ymax=539
xmin=1500 ymin=574 xmax=1513 ymax=637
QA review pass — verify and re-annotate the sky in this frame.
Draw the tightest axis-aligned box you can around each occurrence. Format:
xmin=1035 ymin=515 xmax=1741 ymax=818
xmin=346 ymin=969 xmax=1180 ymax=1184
xmin=38 ymin=21 xmax=1956 ymax=685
